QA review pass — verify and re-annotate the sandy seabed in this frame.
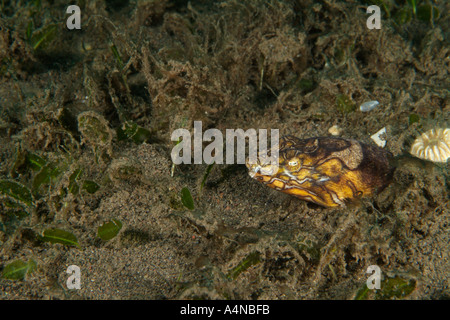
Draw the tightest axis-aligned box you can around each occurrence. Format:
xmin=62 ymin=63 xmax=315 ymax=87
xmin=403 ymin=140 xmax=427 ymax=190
xmin=0 ymin=0 xmax=449 ymax=299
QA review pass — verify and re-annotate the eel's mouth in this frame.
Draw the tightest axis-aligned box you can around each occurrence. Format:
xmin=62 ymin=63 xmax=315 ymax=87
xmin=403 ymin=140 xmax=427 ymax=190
xmin=245 ymin=157 xmax=279 ymax=179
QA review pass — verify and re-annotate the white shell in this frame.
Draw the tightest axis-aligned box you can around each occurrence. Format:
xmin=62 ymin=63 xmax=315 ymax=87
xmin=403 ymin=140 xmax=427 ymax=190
xmin=328 ymin=125 xmax=341 ymax=136
xmin=360 ymin=100 xmax=379 ymax=112
xmin=410 ymin=128 xmax=450 ymax=163
xmin=371 ymin=127 xmax=387 ymax=148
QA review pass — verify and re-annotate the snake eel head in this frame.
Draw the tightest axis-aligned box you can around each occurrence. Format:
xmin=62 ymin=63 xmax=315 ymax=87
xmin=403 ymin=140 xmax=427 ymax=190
xmin=246 ymin=135 xmax=395 ymax=208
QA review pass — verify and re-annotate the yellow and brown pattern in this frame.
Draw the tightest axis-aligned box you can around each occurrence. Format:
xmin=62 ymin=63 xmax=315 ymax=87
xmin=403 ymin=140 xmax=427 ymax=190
xmin=246 ymin=135 xmax=395 ymax=207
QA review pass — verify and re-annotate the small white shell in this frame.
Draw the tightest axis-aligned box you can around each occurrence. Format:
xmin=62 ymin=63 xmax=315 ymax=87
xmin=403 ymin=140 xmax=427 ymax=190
xmin=371 ymin=127 xmax=387 ymax=148
xmin=360 ymin=100 xmax=379 ymax=112
xmin=328 ymin=125 xmax=341 ymax=136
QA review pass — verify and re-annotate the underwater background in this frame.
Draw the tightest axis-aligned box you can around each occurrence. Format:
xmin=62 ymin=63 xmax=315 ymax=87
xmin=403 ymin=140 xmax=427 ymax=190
xmin=0 ymin=0 xmax=449 ymax=299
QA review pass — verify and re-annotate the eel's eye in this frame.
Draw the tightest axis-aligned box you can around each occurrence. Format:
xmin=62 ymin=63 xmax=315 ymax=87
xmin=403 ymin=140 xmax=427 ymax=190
xmin=287 ymin=158 xmax=301 ymax=171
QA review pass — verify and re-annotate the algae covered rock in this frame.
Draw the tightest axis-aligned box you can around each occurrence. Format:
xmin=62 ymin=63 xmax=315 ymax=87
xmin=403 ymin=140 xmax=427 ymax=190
xmin=77 ymin=111 xmax=113 ymax=160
